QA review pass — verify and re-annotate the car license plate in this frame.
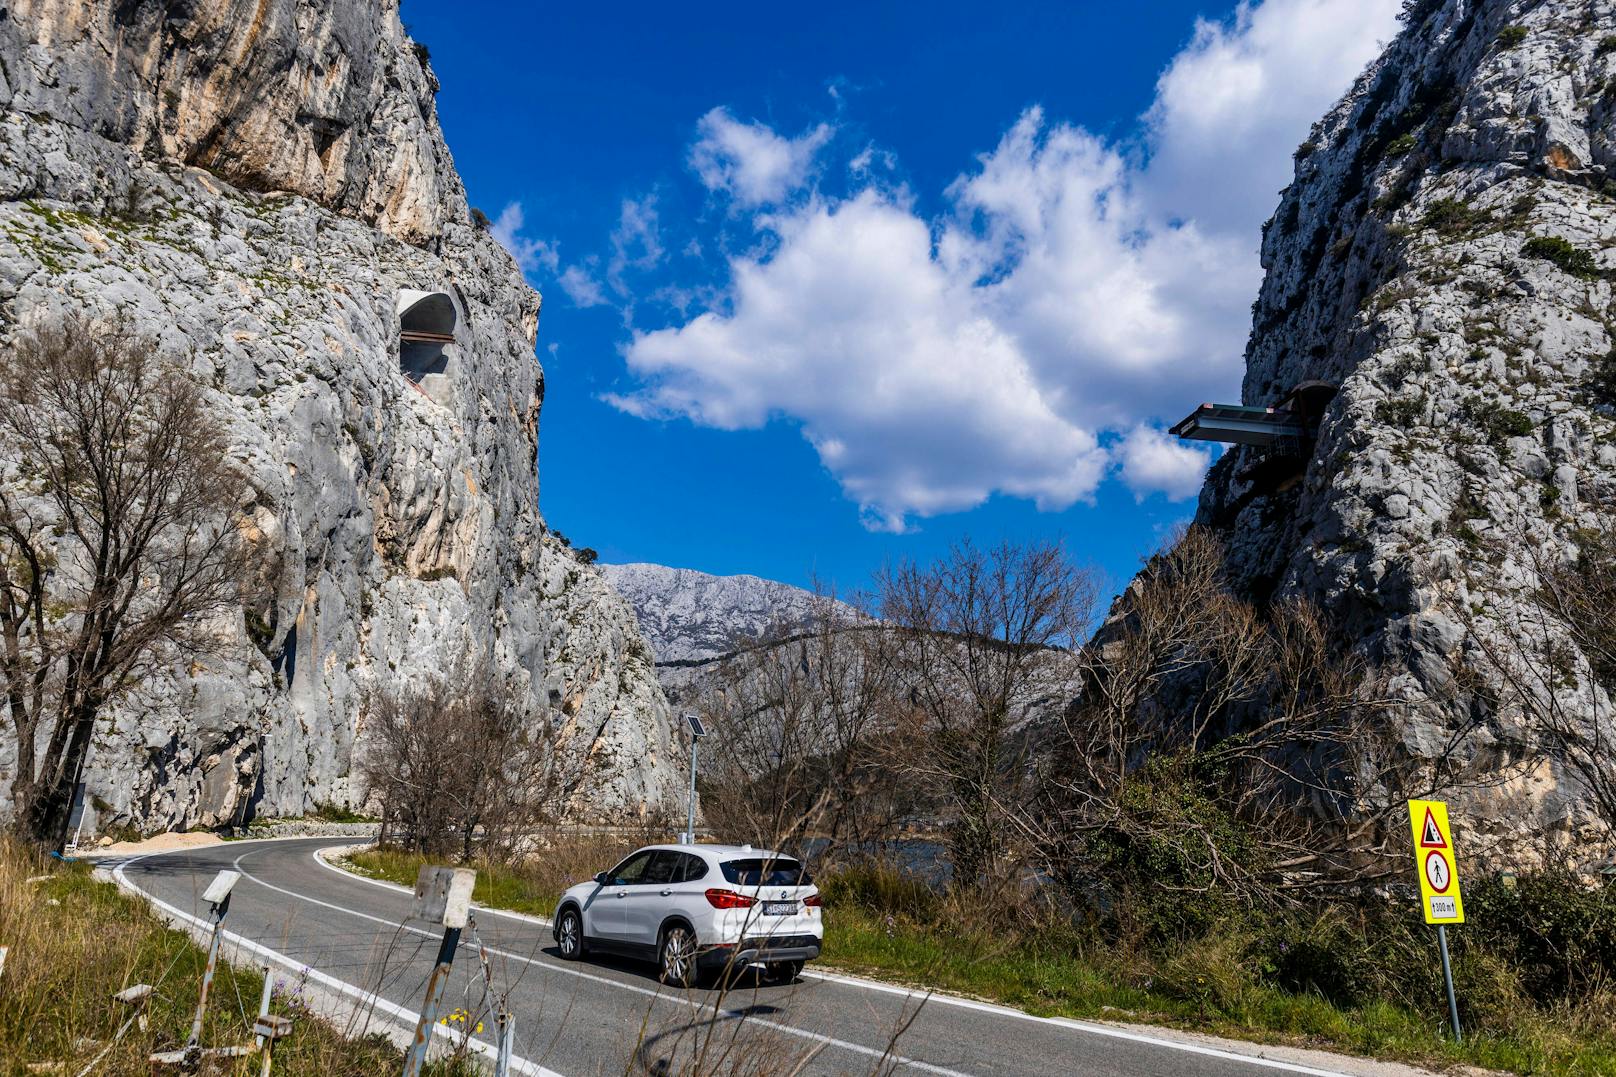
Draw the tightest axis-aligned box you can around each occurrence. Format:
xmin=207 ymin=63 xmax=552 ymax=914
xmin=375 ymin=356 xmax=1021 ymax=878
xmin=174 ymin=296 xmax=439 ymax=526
xmin=763 ymin=901 xmax=796 ymax=916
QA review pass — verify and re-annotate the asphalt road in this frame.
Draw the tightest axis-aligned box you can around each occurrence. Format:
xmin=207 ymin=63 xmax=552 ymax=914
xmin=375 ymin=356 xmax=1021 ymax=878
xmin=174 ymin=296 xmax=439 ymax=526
xmin=113 ymin=837 xmax=1373 ymax=1077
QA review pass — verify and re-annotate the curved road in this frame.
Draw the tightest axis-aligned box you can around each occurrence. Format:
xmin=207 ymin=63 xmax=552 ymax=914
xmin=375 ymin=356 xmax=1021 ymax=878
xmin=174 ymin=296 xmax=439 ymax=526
xmin=114 ymin=838 xmax=1389 ymax=1077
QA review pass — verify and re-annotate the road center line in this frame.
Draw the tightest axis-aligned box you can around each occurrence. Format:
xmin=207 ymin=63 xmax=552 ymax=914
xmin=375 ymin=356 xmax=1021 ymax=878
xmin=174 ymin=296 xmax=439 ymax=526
xmin=220 ymin=845 xmax=973 ymax=1077
xmin=311 ymin=842 xmax=1353 ymax=1077
xmin=123 ymin=838 xmax=1358 ymax=1077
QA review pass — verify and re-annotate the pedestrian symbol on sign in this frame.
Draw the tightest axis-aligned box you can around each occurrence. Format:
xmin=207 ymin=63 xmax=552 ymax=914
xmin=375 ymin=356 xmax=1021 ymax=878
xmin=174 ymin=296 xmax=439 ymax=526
xmin=1424 ymin=850 xmax=1450 ymax=892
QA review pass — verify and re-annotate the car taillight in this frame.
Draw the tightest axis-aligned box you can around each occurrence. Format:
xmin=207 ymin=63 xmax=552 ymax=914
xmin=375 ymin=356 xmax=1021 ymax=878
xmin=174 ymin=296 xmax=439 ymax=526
xmin=803 ymin=893 xmax=822 ymax=907
xmin=704 ymin=888 xmax=755 ymax=909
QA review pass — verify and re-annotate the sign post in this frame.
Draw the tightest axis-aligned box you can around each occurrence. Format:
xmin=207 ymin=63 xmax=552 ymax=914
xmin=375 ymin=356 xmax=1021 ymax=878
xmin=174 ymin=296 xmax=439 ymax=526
xmin=1407 ymin=799 xmax=1464 ymax=1043
xmin=402 ymin=866 xmax=477 ymax=1077
xmin=682 ymin=713 xmax=707 ymax=845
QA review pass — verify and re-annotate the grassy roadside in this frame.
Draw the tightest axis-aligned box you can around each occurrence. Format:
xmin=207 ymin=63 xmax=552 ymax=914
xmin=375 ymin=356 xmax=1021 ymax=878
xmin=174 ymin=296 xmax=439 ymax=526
xmin=345 ymin=845 xmax=1616 ymax=1076
xmin=0 ymin=836 xmax=469 ymax=1075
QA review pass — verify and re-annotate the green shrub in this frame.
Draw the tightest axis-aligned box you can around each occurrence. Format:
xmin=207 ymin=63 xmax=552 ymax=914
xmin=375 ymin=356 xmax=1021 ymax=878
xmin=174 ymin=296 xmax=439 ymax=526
xmin=1076 ymin=758 xmax=1264 ymax=946
xmin=470 ymin=206 xmax=492 ymax=230
xmin=820 ymin=861 xmax=941 ymax=921
xmin=1422 ymin=197 xmax=1484 ymax=236
xmin=1598 ymin=35 xmax=1616 ymax=56
xmin=1521 ymin=235 xmax=1602 ymax=281
xmin=1588 ymin=348 xmax=1616 ymax=407
xmin=1496 ymin=25 xmax=1528 ymax=48
xmin=1385 ymin=132 xmax=1416 ymax=156
xmin=1465 ymin=871 xmax=1616 ymax=1001
xmin=1255 ymin=906 xmax=1426 ymax=1009
xmin=1376 ymin=396 xmax=1424 ymax=427
xmin=1294 ymin=140 xmax=1319 ymax=160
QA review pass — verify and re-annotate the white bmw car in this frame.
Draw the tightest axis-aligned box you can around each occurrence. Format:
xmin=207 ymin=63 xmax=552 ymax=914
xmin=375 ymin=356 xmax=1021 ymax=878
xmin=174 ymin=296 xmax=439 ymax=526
xmin=551 ymin=843 xmax=823 ymax=986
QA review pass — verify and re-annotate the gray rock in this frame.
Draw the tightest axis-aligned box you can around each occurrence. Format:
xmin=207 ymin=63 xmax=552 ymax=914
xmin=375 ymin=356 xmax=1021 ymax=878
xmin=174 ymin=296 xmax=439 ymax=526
xmin=0 ymin=1 xmax=685 ymax=833
xmin=1179 ymin=0 xmax=1616 ymax=863
xmin=599 ymin=563 xmax=830 ymax=666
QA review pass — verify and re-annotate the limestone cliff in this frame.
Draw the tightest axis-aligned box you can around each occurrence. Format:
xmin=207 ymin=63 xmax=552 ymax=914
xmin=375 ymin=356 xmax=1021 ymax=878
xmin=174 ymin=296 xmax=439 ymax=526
xmin=1189 ymin=0 xmax=1616 ymax=862
xmin=0 ymin=0 xmax=684 ymax=829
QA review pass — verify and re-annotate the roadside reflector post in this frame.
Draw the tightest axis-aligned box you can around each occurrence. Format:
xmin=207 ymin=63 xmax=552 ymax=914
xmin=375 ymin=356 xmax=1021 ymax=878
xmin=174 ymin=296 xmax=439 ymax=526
xmin=254 ymin=965 xmax=275 ymax=1048
xmin=495 ymin=1012 xmax=515 ymax=1077
xmin=1407 ymin=799 xmax=1464 ymax=1043
xmin=187 ymin=869 xmax=241 ymax=1053
xmin=254 ymin=1012 xmax=292 ymax=1077
xmin=402 ymin=866 xmax=477 ymax=1077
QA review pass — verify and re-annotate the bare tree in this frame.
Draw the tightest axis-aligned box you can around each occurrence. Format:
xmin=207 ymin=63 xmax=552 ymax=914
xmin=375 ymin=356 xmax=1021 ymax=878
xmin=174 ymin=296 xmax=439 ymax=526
xmin=1443 ymin=517 xmax=1616 ymax=831
xmin=1026 ymin=527 xmax=1405 ymax=912
xmin=694 ymin=587 xmax=915 ymax=860
xmin=358 ymin=654 xmax=558 ymax=861
xmin=878 ymin=538 xmax=1097 ymax=890
xmin=0 ymin=315 xmax=246 ymax=851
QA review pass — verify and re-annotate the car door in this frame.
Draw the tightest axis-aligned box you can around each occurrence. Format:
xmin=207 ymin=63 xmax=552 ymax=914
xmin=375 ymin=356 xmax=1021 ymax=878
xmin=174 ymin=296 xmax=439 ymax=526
xmin=621 ymin=850 xmax=681 ymax=947
xmin=591 ymin=850 xmax=652 ymax=943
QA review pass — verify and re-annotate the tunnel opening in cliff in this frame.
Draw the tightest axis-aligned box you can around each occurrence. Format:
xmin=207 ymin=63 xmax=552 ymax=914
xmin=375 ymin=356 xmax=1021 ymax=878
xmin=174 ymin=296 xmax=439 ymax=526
xmin=397 ymin=289 xmax=457 ymax=401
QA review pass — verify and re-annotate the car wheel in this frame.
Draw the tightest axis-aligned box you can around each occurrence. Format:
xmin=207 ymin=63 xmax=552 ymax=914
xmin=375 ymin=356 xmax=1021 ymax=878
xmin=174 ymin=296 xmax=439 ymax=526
xmin=659 ymin=924 xmax=697 ymax=987
xmin=767 ymin=960 xmax=804 ymax=984
xmin=556 ymin=908 xmax=585 ymax=960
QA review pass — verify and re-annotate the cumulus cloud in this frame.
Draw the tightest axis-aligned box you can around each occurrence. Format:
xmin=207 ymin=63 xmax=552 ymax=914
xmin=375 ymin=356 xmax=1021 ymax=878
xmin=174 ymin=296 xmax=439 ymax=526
xmin=490 ymin=202 xmax=559 ymax=275
xmin=1118 ymin=426 xmax=1213 ymax=502
xmin=689 ymin=107 xmax=834 ymax=207
xmin=614 ymin=0 xmax=1401 ymax=529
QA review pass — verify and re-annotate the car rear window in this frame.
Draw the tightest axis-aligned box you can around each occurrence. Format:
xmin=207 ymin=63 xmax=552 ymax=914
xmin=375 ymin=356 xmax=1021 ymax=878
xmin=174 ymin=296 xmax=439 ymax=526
xmin=720 ymin=857 xmax=811 ymax=886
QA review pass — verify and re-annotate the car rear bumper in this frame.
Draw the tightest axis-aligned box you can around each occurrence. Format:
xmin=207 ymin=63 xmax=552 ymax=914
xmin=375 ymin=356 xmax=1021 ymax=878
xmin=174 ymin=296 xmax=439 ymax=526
xmin=698 ymin=934 xmax=821 ymax=969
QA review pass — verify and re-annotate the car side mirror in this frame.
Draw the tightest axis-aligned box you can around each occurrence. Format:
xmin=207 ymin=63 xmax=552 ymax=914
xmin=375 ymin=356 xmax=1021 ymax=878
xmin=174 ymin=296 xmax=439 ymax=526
xmin=594 ymin=871 xmax=609 ymax=886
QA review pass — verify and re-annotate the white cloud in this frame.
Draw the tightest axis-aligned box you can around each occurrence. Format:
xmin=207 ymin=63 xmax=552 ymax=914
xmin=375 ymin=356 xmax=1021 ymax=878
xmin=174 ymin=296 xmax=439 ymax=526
xmin=489 ymin=202 xmax=559 ymax=275
xmin=608 ymin=196 xmax=664 ymax=290
xmin=558 ymin=265 xmax=607 ymax=307
xmin=1118 ymin=426 xmax=1213 ymax=502
xmin=689 ymin=108 xmax=834 ymax=207
xmin=614 ymin=0 xmax=1402 ymax=530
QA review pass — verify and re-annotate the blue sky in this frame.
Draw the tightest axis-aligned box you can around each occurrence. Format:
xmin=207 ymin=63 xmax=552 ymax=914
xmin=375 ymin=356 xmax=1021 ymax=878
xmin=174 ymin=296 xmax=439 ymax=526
xmin=405 ymin=0 xmax=1402 ymax=598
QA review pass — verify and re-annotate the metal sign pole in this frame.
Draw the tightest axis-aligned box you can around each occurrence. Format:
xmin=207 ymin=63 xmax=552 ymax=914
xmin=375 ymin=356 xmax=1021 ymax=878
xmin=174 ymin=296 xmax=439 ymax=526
xmin=402 ymin=866 xmax=477 ymax=1077
xmin=403 ymin=924 xmax=463 ymax=1077
xmin=681 ymin=713 xmax=706 ymax=845
xmin=187 ymin=871 xmax=241 ymax=1053
xmin=1436 ymin=924 xmax=1462 ymax=1043
xmin=685 ymin=736 xmax=698 ymax=845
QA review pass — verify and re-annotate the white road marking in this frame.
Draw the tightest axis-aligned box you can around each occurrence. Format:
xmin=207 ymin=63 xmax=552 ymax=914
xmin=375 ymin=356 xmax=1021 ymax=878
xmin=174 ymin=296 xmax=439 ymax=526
xmin=110 ymin=851 xmax=559 ymax=1077
xmin=124 ymin=842 xmax=970 ymax=1077
xmin=310 ymin=845 xmax=554 ymax=927
xmin=123 ymin=837 xmax=1363 ymax=1077
xmin=312 ymin=842 xmax=1357 ymax=1077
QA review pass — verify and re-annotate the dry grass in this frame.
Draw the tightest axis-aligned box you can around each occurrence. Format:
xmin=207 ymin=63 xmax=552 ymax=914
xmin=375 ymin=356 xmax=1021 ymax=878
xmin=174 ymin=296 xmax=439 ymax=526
xmin=0 ymin=834 xmax=470 ymax=1075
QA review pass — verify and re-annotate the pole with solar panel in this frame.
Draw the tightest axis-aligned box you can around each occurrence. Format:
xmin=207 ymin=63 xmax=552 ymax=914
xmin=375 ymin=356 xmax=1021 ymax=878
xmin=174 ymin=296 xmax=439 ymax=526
xmin=682 ymin=713 xmax=706 ymax=845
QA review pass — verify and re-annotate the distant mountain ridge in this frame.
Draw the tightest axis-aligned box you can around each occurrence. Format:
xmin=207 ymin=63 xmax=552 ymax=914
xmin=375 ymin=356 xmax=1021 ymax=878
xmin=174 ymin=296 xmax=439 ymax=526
xmin=598 ymin=563 xmax=826 ymax=666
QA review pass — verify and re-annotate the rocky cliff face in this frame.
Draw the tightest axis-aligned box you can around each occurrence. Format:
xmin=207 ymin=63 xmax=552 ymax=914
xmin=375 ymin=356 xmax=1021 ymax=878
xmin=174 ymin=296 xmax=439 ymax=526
xmin=1193 ymin=0 xmax=1616 ymax=862
xmin=0 ymin=0 xmax=684 ymax=830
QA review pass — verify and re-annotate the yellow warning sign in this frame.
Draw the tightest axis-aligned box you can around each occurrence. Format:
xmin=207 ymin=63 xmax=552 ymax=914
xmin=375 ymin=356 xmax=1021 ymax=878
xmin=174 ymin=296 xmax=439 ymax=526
xmin=1407 ymin=799 xmax=1464 ymax=924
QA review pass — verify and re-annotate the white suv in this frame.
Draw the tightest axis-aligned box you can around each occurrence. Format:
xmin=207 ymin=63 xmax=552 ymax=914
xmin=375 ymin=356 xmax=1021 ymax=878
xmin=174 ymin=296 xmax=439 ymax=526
xmin=551 ymin=844 xmax=822 ymax=986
